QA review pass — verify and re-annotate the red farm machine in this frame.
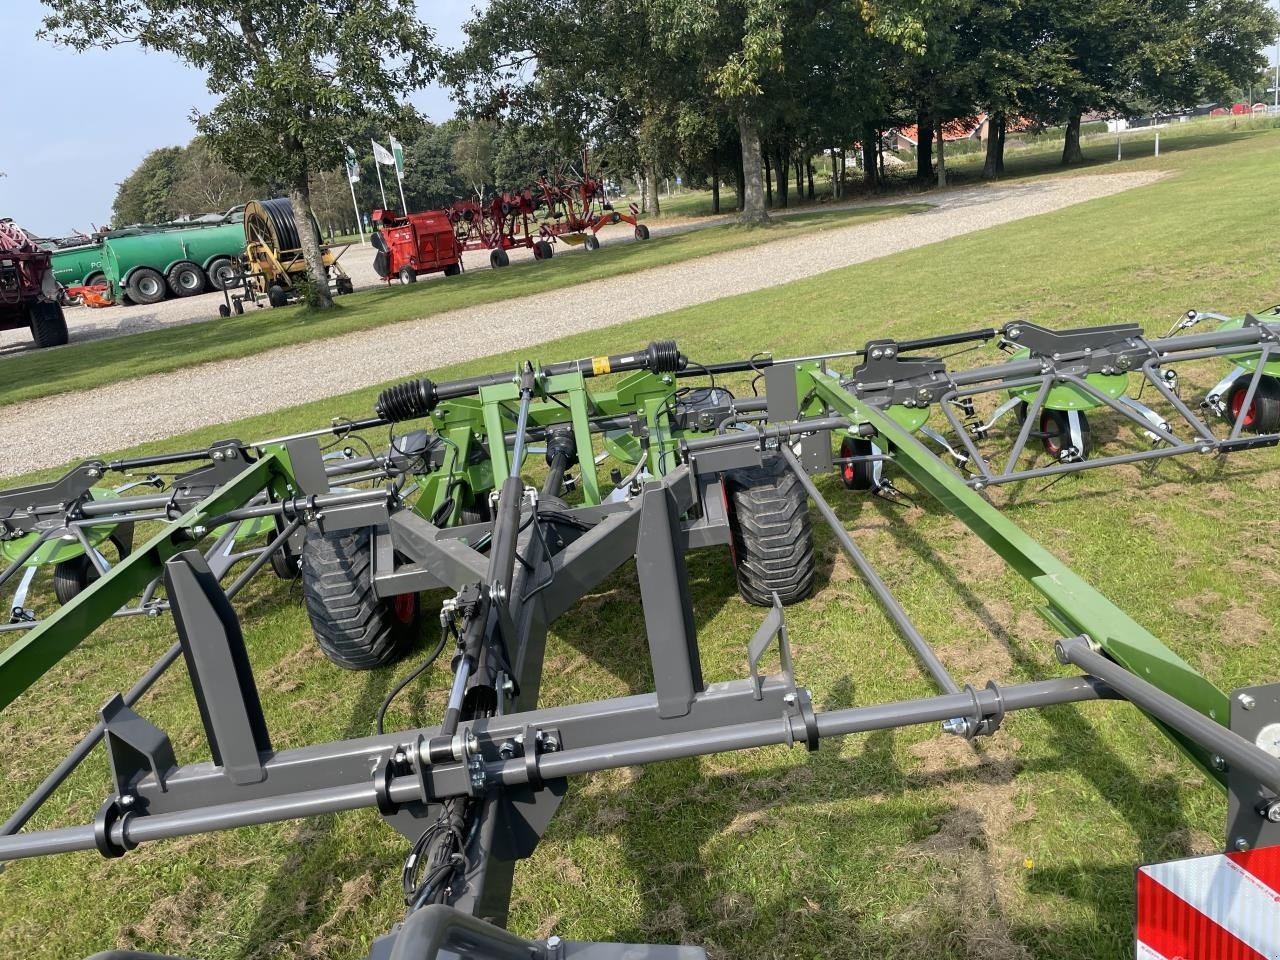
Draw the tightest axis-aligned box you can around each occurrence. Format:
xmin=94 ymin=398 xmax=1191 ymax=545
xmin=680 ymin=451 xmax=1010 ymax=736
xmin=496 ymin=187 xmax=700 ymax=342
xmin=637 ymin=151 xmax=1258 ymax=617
xmin=371 ymin=208 xmax=464 ymax=285
xmin=442 ymin=151 xmax=649 ymax=268
xmin=0 ymin=220 xmax=68 ymax=348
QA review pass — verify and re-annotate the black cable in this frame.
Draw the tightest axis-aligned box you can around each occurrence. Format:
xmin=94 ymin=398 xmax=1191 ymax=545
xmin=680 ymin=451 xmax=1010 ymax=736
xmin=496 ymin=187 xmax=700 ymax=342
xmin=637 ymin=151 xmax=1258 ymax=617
xmin=375 ymin=620 xmax=453 ymax=736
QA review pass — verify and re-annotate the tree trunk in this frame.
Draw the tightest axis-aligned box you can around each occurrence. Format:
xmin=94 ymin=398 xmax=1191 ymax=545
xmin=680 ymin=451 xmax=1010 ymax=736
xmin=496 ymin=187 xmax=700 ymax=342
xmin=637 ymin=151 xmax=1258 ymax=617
xmin=806 ymin=156 xmax=815 ymax=199
xmin=794 ymin=149 xmax=804 ymax=196
xmin=711 ymin=154 xmax=721 ymax=214
xmin=288 ymin=178 xmax=332 ymax=310
xmin=763 ymin=151 xmax=773 ymax=208
xmin=635 ymin=170 xmax=646 ymax=214
xmin=916 ymin=107 xmax=932 ymax=181
xmin=982 ymin=112 xmax=1005 ymax=179
xmin=1062 ymin=109 xmax=1085 ymax=165
xmin=830 ymin=148 xmax=839 ymax=198
xmin=861 ymin=123 xmax=877 ymax=187
xmin=775 ymin=145 xmax=789 ymax=209
xmin=737 ymin=112 xmax=768 ymax=222
xmin=644 ymin=164 xmax=660 ymax=217
xmin=997 ymin=119 xmax=1006 ymax=175
xmin=734 ymin=143 xmax=746 ymax=212
xmin=935 ymin=120 xmax=947 ymax=188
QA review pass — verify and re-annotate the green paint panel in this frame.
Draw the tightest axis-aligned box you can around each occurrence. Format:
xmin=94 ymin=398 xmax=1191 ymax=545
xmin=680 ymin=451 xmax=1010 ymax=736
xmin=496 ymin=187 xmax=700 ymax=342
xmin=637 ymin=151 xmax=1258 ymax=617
xmin=1004 ymin=349 xmax=1130 ymax=410
xmin=1217 ymin=316 xmax=1280 ymax=377
xmin=0 ymin=488 xmax=124 ymax=566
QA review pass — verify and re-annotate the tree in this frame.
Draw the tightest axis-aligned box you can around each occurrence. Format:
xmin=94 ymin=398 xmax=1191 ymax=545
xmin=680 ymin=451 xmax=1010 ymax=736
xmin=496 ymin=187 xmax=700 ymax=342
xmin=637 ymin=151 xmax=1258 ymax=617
xmin=168 ymin=138 xmax=258 ymax=215
xmin=112 ymin=146 xmax=184 ymax=225
xmin=40 ymin=1 xmax=438 ymax=309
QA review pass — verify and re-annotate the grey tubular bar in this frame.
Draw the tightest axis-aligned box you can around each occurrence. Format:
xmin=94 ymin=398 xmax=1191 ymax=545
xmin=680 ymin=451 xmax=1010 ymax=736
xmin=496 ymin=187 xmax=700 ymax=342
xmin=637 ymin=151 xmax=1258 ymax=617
xmin=683 ymin=416 xmax=850 ymax=453
xmin=1056 ymin=636 xmax=1280 ymax=795
xmin=778 ymin=445 xmax=960 ymax=695
xmin=0 ymin=677 xmax=1112 ymax=863
xmin=388 ymin=904 xmax=546 ymax=960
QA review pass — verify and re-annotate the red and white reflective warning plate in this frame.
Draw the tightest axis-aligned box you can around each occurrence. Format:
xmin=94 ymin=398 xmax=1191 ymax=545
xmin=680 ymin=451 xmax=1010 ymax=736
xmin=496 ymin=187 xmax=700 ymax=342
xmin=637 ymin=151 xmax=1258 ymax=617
xmin=1137 ymin=844 xmax=1280 ymax=959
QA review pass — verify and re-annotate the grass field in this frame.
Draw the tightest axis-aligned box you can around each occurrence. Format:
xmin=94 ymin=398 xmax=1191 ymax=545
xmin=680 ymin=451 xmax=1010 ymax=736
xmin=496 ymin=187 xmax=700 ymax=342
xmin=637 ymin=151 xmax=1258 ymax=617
xmin=3 ymin=124 xmax=1280 ymax=959
xmin=0 ymin=202 xmax=920 ymax=411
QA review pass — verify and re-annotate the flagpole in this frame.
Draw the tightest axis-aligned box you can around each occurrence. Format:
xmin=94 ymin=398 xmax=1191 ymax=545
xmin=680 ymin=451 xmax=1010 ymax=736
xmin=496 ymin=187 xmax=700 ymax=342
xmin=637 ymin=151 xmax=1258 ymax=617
xmin=374 ymin=162 xmax=388 ymax=210
xmin=348 ymin=176 xmax=366 ymax=245
xmin=396 ymin=171 xmax=408 ymax=213
xmin=390 ymin=135 xmax=409 ymax=212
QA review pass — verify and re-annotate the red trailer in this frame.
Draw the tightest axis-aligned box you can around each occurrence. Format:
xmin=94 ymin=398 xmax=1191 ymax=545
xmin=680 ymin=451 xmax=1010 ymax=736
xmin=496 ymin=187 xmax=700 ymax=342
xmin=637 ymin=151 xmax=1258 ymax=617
xmin=371 ymin=209 xmax=463 ymax=285
xmin=0 ymin=220 xmax=67 ymax=348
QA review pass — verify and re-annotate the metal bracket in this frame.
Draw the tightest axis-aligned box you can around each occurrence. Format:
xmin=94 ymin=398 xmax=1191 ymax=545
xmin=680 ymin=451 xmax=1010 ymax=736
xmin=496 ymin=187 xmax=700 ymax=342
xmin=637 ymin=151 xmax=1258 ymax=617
xmin=100 ymin=693 xmax=177 ymax=801
xmin=747 ymin=596 xmax=794 ymax=701
xmin=1226 ymin=683 xmax=1280 ymax=852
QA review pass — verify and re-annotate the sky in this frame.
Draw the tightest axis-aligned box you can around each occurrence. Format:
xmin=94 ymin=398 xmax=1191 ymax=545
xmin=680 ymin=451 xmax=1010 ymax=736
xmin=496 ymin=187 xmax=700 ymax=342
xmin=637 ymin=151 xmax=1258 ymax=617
xmin=0 ymin=1 xmax=484 ymax=237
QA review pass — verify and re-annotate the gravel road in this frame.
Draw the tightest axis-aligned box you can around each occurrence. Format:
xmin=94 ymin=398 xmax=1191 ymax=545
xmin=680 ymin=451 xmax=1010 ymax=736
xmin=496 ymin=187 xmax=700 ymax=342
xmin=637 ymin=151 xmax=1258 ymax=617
xmin=1 ymin=172 xmax=1159 ymax=476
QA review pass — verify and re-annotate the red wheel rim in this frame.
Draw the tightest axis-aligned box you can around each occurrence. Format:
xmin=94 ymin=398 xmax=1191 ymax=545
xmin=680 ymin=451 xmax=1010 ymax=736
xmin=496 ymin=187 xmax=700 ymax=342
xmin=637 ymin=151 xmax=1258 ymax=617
xmin=1040 ymin=412 xmax=1062 ymax=454
xmin=392 ymin=593 xmax=416 ymax=624
xmin=839 ymin=439 xmax=856 ymax=484
xmin=1230 ymin=387 xmax=1257 ymax=426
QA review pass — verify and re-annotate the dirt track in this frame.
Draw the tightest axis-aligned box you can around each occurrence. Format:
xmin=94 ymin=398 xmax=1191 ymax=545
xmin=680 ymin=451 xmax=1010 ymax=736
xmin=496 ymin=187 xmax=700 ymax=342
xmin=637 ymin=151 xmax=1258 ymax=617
xmin=0 ymin=172 xmax=1161 ymax=476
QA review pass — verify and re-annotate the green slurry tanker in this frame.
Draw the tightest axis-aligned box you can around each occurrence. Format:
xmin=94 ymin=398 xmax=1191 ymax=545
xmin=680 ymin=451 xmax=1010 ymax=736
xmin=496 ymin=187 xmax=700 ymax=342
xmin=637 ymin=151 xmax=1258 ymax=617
xmin=102 ymin=220 xmax=244 ymax=304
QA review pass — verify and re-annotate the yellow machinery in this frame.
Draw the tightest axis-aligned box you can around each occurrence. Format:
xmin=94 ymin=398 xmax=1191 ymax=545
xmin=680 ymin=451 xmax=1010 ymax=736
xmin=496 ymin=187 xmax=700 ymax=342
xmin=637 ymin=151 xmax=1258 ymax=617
xmin=232 ymin=198 xmax=353 ymax=311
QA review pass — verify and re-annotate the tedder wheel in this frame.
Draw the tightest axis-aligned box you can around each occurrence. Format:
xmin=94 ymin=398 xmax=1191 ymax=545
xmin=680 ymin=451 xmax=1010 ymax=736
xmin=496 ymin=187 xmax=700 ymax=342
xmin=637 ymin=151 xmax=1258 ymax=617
xmin=270 ymin=544 xmax=301 ymax=580
xmin=533 ymin=240 xmax=554 ymax=260
xmin=444 ymin=263 xmax=461 ymax=277
xmin=218 ymin=304 xmax=230 ymax=318
xmin=837 ymin=436 xmax=877 ymax=491
xmin=584 ymin=234 xmax=601 ymax=252
xmin=398 ymin=266 xmax=417 ymax=285
xmin=635 ymin=223 xmax=650 ymax=241
xmin=51 ymin=533 xmax=130 ymax=605
xmin=267 ymin=285 xmax=289 ymax=308
xmin=206 ymin=257 xmax=236 ymax=290
xmin=724 ymin=456 xmax=815 ymax=606
xmin=490 ymin=249 xmax=510 ymax=268
xmin=1225 ymin=375 xmax=1280 ymax=434
xmin=126 ymin=267 xmax=167 ymax=305
xmin=1038 ymin=408 xmax=1091 ymax=459
xmin=232 ymin=298 xmax=245 ymax=315
xmin=167 ymin=262 xmax=205 ymax=298
xmin=301 ymin=526 xmax=421 ymax=669
xmin=29 ymin=301 xmax=69 ymax=348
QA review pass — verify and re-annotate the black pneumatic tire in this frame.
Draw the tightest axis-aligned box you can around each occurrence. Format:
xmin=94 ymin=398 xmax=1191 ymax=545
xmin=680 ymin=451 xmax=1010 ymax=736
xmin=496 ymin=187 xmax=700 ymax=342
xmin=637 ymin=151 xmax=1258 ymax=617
xmin=724 ymin=457 xmax=816 ymax=606
xmin=584 ymin=234 xmax=600 ymax=251
xmin=29 ymin=301 xmax=69 ymax=348
xmin=1224 ymin=374 xmax=1280 ymax=434
xmin=206 ymin=257 xmax=236 ymax=290
xmin=301 ymin=526 xmax=421 ymax=669
xmin=126 ymin=267 xmax=167 ymax=304
xmin=635 ymin=223 xmax=650 ymax=240
xmin=167 ymin=262 xmax=205 ymax=297
xmin=51 ymin=533 xmax=129 ymax=605
xmin=490 ymin=248 xmax=510 ymax=268
xmin=398 ymin=266 xmax=417 ymax=284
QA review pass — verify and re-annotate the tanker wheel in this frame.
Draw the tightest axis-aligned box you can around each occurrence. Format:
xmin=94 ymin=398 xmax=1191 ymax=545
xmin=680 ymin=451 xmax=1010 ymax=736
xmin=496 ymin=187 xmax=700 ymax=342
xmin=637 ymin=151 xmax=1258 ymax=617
xmin=52 ymin=534 xmax=130 ymax=606
xmin=167 ymin=262 xmax=205 ymax=298
xmin=1038 ymin=408 xmax=1092 ymax=459
xmin=126 ymin=268 xmax=167 ymax=305
xmin=301 ymin=526 xmax=421 ymax=670
xmin=29 ymin=301 xmax=69 ymax=348
xmin=86 ymin=271 xmax=107 ymax=289
xmin=584 ymin=234 xmax=600 ymax=252
xmin=206 ymin=258 xmax=236 ymax=290
xmin=724 ymin=456 xmax=815 ymax=607
xmin=398 ymin=266 xmax=418 ymax=285
xmin=490 ymin=249 xmax=510 ymax=268
xmin=635 ymin=223 xmax=650 ymax=241
xmin=444 ymin=263 xmax=461 ymax=277
xmin=1225 ymin=374 xmax=1280 ymax=433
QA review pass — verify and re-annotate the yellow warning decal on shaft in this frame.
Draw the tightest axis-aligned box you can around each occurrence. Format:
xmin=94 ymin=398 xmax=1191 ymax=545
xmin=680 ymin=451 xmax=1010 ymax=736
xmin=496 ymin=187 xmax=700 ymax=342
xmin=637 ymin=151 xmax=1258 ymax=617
xmin=592 ymin=356 xmax=611 ymax=375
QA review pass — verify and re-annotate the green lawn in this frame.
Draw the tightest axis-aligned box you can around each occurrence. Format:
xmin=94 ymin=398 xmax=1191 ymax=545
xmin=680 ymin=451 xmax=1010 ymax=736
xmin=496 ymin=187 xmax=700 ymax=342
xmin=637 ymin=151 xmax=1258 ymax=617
xmin=4 ymin=126 xmax=1280 ymax=959
xmin=0 ymin=202 xmax=921 ymax=411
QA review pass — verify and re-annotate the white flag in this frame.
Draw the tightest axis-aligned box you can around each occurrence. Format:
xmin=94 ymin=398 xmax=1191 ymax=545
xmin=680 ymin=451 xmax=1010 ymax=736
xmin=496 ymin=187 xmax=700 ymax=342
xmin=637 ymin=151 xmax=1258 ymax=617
xmin=371 ymin=139 xmax=396 ymax=166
